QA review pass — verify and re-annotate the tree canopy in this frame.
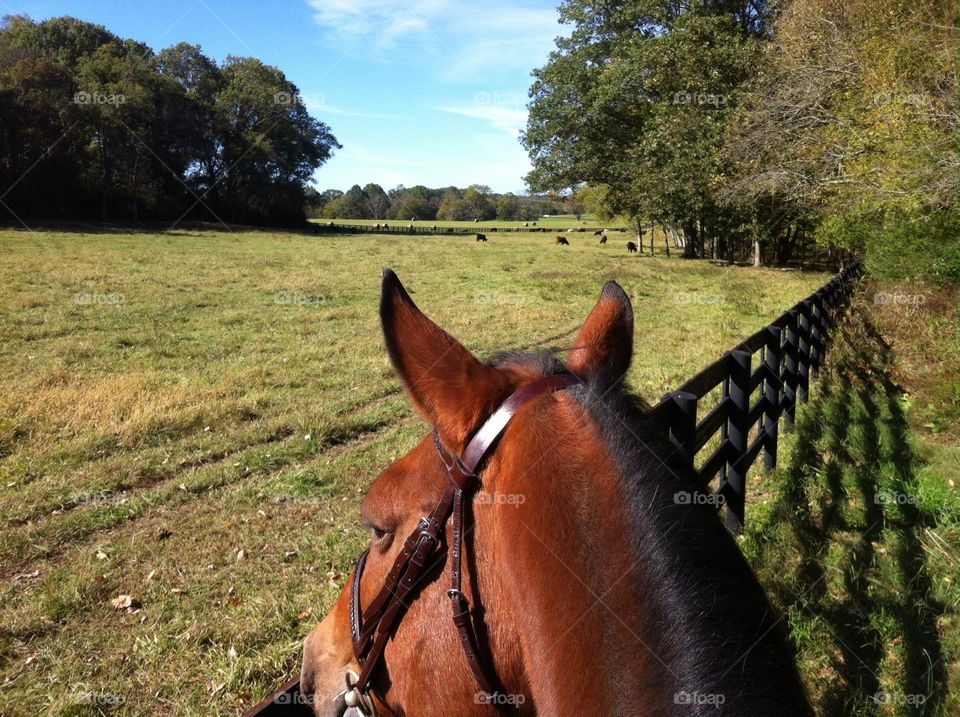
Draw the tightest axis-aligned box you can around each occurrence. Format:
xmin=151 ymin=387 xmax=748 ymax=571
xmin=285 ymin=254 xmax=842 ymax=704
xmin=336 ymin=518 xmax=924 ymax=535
xmin=0 ymin=15 xmax=340 ymax=225
xmin=524 ymin=0 xmax=957 ymax=280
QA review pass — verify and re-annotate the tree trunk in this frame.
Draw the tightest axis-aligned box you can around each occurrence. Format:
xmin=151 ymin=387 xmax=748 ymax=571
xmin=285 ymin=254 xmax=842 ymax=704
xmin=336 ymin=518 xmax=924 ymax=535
xmin=131 ymin=149 xmax=140 ymax=222
xmin=753 ymin=239 xmax=764 ymax=267
xmin=682 ymin=222 xmax=698 ymax=258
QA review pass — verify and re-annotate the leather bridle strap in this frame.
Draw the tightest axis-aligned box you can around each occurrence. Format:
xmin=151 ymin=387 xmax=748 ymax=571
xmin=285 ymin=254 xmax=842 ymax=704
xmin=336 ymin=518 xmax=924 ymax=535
xmin=349 ymin=372 xmax=581 ymax=709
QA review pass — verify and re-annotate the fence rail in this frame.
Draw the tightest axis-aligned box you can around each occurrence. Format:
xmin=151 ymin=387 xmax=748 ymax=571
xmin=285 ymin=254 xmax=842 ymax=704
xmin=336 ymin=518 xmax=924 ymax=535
xmin=651 ymin=261 xmax=862 ymax=532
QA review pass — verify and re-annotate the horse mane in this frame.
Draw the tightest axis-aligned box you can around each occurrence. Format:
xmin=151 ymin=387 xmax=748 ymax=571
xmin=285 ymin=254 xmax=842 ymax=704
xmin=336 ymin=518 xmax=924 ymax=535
xmin=490 ymin=349 xmax=811 ymax=716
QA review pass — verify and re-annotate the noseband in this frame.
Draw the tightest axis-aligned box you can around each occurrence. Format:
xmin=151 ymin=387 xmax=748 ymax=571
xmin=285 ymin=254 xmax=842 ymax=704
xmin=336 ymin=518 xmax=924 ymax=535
xmin=344 ymin=373 xmax=581 ymax=715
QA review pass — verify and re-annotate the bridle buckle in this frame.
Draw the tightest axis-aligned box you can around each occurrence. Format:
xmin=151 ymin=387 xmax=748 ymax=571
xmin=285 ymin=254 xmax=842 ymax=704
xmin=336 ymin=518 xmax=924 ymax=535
xmin=343 ymin=670 xmax=377 ymax=716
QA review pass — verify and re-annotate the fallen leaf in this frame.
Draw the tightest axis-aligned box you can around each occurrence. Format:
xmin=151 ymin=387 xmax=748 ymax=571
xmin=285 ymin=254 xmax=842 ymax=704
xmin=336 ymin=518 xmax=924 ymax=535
xmin=13 ymin=569 xmax=40 ymax=581
xmin=111 ymin=594 xmax=141 ymax=612
xmin=95 ymin=549 xmax=108 ymax=560
xmin=298 ymin=609 xmax=312 ymax=621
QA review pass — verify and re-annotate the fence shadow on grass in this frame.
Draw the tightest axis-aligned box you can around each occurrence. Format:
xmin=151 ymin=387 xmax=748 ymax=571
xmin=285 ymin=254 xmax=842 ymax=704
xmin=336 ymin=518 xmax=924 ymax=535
xmin=745 ymin=305 xmax=948 ymax=716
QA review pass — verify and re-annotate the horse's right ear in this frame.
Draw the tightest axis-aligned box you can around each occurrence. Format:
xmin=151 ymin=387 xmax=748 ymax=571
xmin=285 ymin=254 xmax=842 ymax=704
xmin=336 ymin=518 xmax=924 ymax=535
xmin=379 ymin=269 xmax=511 ymax=447
xmin=568 ymin=281 xmax=634 ymax=385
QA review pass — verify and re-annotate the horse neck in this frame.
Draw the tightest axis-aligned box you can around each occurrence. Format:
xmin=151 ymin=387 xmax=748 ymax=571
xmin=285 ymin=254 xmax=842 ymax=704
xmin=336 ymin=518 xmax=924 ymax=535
xmin=484 ymin=411 xmax=675 ymax=716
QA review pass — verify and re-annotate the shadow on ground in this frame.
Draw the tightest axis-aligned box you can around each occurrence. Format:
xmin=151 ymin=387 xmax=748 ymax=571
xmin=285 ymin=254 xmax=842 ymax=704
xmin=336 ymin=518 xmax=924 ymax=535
xmin=744 ymin=304 xmax=950 ymax=716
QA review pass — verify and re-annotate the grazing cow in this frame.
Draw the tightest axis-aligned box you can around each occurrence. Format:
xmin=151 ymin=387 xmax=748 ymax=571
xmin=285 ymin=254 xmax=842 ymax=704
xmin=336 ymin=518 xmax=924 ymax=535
xmin=476 ymin=233 xmax=487 ymax=242
xmin=599 ymin=236 xmax=608 ymax=245
xmin=474 ymin=218 xmax=480 ymax=223
xmin=566 ymin=228 xmax=575 ymax=233
xmin=593 ymin=229 xmax=604 ymax=236
xmin=556 ymin=236 xmax=570 ymax=246
xmin=531 ymin=221 xmax=537 ymax=226
xmin=626 ymin=241 xmax=638 ymax=253
xmin=523 ymin=221 xmax=529 ymax=227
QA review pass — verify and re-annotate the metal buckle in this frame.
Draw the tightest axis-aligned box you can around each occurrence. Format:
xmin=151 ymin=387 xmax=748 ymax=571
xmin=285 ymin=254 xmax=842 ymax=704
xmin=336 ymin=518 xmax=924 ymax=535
xmin=343 ymin=670 xmax=377 ymax=716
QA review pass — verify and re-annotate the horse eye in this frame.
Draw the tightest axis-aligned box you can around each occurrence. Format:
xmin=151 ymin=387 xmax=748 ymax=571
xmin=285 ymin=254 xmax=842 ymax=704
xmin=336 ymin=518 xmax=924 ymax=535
xmin=371 ymin=526 xmax=388 ymax=540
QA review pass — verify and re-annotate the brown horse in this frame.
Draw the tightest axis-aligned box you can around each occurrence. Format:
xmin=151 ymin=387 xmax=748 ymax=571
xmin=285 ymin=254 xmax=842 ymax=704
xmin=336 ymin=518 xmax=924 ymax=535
xmin=300 ymin=270 xmax=812 ymax=716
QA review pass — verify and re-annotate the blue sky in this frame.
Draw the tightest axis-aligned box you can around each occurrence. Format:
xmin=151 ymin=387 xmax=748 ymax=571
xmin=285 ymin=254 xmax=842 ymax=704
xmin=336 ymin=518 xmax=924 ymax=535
xmin=9 ymin=0 xmax=567 ymax=193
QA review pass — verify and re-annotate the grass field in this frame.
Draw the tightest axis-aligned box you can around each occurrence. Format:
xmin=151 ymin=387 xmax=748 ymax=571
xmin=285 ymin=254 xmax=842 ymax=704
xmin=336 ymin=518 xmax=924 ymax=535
xmin=0 ymin=226 xmax=954 ymax=715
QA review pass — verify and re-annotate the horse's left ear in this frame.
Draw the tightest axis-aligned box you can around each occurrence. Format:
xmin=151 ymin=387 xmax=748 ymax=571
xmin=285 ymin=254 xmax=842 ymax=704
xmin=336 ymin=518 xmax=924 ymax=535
xmin=568 ymin=281 xmax=634 ymax=384
xmin=380 ymin=269 xmax=511 ymax=445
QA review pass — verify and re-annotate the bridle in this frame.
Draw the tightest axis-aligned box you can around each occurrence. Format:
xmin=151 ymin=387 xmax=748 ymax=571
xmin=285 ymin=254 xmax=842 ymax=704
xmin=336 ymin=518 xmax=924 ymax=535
xmin=342 ymin=373 xmax=582 ymax=715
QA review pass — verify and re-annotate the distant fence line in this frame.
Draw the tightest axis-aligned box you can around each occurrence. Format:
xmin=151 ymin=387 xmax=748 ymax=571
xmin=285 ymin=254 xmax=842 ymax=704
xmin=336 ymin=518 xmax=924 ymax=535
xmin=311 ymin=222 xmax=631 ymax=236
xmin=651 ymin=261 xmax=863 ymax=532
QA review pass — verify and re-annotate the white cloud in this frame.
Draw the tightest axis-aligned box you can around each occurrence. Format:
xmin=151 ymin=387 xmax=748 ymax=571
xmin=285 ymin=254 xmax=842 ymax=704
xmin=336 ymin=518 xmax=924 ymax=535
xmin=307 ymin=0 xmax=559 ymax=78
xmin=435 ymin=105 xmax=527 ymax=136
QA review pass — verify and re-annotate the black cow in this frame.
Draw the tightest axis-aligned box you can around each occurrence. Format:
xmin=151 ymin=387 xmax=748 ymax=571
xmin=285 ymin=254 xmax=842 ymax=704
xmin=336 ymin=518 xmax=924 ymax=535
xmin=556 ymin=236 xmax=570 ymax=246
xmin=626 ymin=241 xmax=638 ymax=253
xmin=599 ymin=235 xmax=608 ymax=245
xmin=476 ymin=233 xmax=487 ymax=242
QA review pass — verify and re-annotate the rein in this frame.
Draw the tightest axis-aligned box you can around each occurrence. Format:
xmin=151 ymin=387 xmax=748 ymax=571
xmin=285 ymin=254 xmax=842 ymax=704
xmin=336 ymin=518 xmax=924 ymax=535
xmin=344 ymin=373 xmax=581 ymax=715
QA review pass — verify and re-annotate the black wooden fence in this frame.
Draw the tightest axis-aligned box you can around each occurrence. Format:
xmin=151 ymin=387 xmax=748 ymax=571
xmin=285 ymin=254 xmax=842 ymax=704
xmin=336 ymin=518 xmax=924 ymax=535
xmin=651 ymin=261 xmax=863 ymax=532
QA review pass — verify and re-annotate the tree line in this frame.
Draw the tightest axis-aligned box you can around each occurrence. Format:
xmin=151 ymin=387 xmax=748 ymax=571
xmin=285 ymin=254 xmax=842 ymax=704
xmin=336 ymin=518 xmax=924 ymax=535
xmin=0 ymin=15 xmax=339 ymax=225
xmin=523 ymin=0 xmax=957 ymax=282
xmin=308 ymin=183 xmax=571 ymax=222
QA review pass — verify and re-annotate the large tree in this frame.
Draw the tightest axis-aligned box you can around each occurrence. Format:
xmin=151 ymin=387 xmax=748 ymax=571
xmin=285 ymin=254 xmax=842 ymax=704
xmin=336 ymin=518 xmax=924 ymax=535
xmin=0 ymin=16 xmax=340 ymax=225
xmin=523 ymin=0 xmax=766 ymax=257
xmin=725 ymin=0 xmax=957 ymax=280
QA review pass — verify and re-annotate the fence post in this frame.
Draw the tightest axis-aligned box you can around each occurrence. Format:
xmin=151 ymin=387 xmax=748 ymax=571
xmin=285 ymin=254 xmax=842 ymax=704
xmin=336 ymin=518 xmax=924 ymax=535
xmin=661 ymin=390 xmax=698 ymax=466
xmin=797 ymin=301 xmax=812 ymax=404
xmin=782 ymin=310 xmax=799 ymax=430
xmin=723 ymin=350 xmax=751 ymax=532
xmin=763 ymin=326 xmax=782 ymax=470
xmin=809 ymin=294 xmax=824 ymax=379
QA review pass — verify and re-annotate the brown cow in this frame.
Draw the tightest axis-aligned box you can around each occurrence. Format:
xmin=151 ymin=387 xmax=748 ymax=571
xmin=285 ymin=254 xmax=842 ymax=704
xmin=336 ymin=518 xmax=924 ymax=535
xmin=556 ymin=236 xmax=570 ymax=246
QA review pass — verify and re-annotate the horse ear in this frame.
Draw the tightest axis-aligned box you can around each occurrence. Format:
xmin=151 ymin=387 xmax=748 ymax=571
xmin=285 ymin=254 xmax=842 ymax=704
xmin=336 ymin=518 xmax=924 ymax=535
xmin=380 ymin=269 xmax=510 ymax=445
xmin=568 ymin=281 xmax=634 ymax=384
